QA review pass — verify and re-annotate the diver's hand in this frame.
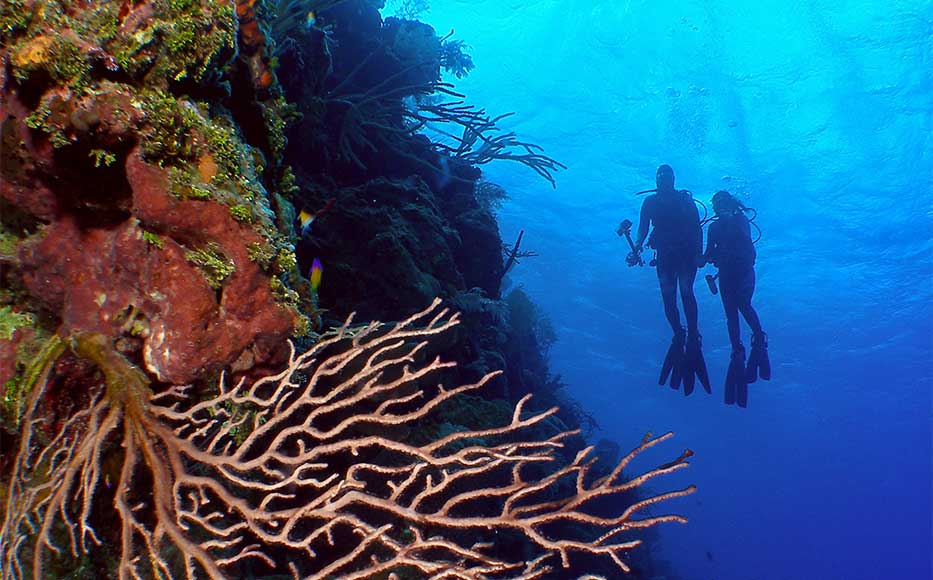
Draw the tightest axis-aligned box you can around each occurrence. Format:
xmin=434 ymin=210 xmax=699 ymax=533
xmin=626 ymin=250 xmax=642 ymax=267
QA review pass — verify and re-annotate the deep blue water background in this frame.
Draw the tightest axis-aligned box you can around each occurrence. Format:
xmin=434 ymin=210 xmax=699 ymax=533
xmin=386 ymin=1 xmax=932 ymax=578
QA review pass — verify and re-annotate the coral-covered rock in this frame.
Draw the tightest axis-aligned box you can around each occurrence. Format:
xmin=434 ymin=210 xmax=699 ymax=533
xmin=1 ymin=82 xmax=147 ymax=222
xmin=0 ymin=90 xmax=59 ymax=220
xmin=17 ymin=151 xmax=295 ymax=384
xmin=0 ymin=0 xmax=309 ymax=387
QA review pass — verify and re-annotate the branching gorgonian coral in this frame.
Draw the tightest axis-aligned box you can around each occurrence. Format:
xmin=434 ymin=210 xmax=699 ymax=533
xmin=0 ymin=300 xmax=694 ymax=579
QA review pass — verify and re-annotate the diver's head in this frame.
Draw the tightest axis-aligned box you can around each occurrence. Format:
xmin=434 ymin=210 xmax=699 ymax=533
xmin=656 ymin=164 xmax=675 ymax=192
xmin=712 ymin=190 xmax=743 ymax=215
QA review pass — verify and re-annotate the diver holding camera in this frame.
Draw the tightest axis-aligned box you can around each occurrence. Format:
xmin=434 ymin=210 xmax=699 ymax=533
xmin=618 ymin=165 xmax=710 ymax=395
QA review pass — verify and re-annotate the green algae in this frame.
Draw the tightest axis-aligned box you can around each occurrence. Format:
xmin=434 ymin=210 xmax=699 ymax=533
xmin=229 ymin=204 xmax=253 ymax=223
xmin=275 ymin=248 xmax=298 ymax=274
xmin=269 ymin=277 xmax=300 ymax=307
xmin=279 ymin=166 xmax=300 ymax=199
xmin=89 ymin=148 xmax=117 ymax=167
xmin=141 ymin=230 xmax=165 ymax=249
xmin=1 ymin=334 xmax=65 ymax=429
xmin=185 ymin=244 xmax=236 ymax=290
xmin=0 ymin=0 xmax=33 ymax=38
xmin=24 ymin=98 xmax=71 ymax=148
xmin=246 ymin=241 xmax=276 ymax=269
xmin=0 ymin=231 xmax=19 ymax=259
xmin=168 ymin=167 xmax=213 ymax=200
xmin=0 ymin=306 xmax=34 ymax=341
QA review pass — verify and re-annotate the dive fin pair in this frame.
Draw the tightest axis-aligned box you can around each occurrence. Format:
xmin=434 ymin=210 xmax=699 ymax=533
xmin=745 ymin=332 xmax=771 ymax=383
xmin=724 ymin=333 xmax=771 ymax=408
xmin=659 ymin=329 xmax=712 ymax=396
xmin=724 ymin=346 xmax=748 ymax=408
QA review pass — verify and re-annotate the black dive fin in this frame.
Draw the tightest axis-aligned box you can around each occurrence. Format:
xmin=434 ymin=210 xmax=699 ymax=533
xmin=746 ymin=333 xmax=771 ymax=383
xmin=724 ymin=374 xmax=736 ymax=406
xmin=725 ymin=346 xmax=747 ymax=407
xmin=683 ymin=334 xmax=712 ymax=395
xmin=670 ymin=355 xmax=685 ymax=390
xmin=659 ymin=345 xmax=676 ymax=385
xmin=758 ymin=349 xmax=771 ymax=381
xmin=659 ymin=331 xmax=685 ymax=388
xmin=683 ymin=366 xmax=695 ymax=396
xmin=735 ymin=374 xmax=748 ymax=408
xmin=696 ymin=352 xmax=712 ymax=394
xmin=682 ymin=335 xmax=698 ymax=396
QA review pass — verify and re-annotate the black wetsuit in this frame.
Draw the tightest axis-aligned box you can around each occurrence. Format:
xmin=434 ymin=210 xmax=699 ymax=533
xmin=639 ymin=190 xmax=702 ymax=334
xmin=705 ymin=212 xmax=762 ymax=349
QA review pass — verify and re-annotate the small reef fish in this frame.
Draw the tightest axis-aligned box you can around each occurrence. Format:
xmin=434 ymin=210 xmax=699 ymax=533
xmin=298 ymin=197 xmax=335 ymax=237
xmin=306 ymin=10 xmax=317 ymax=28
xmin=310 ymin=258 xmax=323 ymax=292
xmin=297 ymin=208 xmax=314 ymax=236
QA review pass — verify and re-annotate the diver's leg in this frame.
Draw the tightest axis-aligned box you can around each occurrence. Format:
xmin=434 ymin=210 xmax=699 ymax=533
xmin=737 ymin=268 xmax=763 ymax=335
xmin=678 ymin=262 xmax=709 ymax=394
xmin=719 ymin=274 xmax=742 ymax=351
xmin=739 ymin=268 xmax=770 ymax=381
xmin=720 ymin=272 xmax=747 ymax=406
xmin=657 ymin=258 xmax=682 ymax=334
xmin=678 ymin=262 xmax=699 ymax=335
xmin=657 ymin=257 xmax=686 ymax=388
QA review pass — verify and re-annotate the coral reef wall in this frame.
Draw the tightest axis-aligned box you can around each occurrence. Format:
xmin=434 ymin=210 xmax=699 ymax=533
xmin=0 ymin=1 xmax=689 ymax=578
xmin=0 ymin=0 xmax=577 ymax=487
xmin=0 ymin=0 xmax=528 ymax=451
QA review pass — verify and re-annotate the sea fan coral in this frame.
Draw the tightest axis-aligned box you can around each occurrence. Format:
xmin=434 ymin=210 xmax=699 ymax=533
xmin=0 ymin=300 xmax=694 ymax=579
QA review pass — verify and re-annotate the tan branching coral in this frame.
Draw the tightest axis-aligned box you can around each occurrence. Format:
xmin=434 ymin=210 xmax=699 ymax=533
xmin=0 ymin=300 xmax=695 ymax=579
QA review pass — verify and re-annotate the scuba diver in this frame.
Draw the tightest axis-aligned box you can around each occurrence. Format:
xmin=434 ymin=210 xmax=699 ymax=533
xmin=703 ymin=190 xmax=770 ymax=407
xmin=622 ymin=164 xmax=711 ymax=395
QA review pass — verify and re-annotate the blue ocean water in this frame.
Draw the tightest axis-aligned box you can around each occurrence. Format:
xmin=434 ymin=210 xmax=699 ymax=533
xmin=387 ymin=1 xmax=932 ymax=578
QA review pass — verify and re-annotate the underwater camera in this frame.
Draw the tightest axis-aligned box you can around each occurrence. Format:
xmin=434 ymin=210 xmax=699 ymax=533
xmin=705 ymin=274 xmax=719 ymax=295
xmin=617 ymin=219 xmax=645 ymax=267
